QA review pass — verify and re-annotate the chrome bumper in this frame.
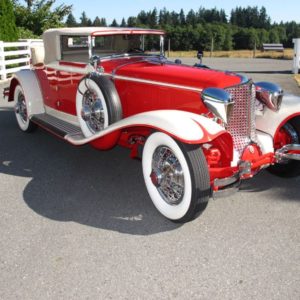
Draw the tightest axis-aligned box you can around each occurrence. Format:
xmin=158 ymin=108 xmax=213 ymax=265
xmin=213 ymin=173 xmax=240 ymax=199
xmin=212 ymin=143 xmax=300 ymax=199
xmin=275 ymin=144 xmax=300 ymax=162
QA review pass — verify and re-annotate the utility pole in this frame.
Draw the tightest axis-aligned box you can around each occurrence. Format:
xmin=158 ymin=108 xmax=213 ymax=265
xmin=253 ymin=40 xmax=256 ymax=58
xmin=210 ymin=36 xmax=214 ymax=58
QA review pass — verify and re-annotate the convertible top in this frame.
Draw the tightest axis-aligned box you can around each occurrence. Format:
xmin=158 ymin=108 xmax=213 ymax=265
xmin=42 ymin=27 xmax=165 ymax=64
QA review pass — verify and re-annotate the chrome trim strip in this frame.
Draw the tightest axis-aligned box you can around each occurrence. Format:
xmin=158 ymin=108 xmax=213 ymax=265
xmin=107 ymin=73 xmax=203 ymax=92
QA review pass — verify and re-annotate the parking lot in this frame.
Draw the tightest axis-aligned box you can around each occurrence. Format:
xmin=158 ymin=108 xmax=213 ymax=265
xmin=0 ymin=58 xmax=299 ymax=299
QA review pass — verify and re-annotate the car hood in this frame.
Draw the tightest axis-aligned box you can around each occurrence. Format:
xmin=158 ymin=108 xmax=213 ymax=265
xmin=104 ymin=58 xmax=244 ymax=90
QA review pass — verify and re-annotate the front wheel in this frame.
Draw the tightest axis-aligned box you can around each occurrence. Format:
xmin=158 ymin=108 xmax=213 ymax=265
xmin=142 ymin=132 xmax=210 ymax=223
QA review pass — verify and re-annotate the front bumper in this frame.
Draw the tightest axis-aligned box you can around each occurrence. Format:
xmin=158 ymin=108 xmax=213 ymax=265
xmin=211 ymin=143 xmax=300 ymax=198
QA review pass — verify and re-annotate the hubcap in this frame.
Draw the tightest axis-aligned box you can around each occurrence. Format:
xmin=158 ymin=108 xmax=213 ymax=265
xmin=81 ymin=90 xmax=105 ymax=133
xmin=151 ymin=146 xmax=184 ymax=205
xmin=15 ymin=92 xmax=27 ymax=124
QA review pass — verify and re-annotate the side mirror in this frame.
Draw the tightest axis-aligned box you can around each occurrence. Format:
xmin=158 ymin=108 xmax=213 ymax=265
xmin=89 ymin=55 xmax=100 ymax=69
xmin=202 ymin=88 xmax=234 ymax=125
xmin=255 ymin=82 xmax=283 ymax=112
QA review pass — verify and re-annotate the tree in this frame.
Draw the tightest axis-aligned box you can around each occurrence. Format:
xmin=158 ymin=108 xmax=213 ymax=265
xmin=186 ymin=9 xmax=196 ymax=27
xmin=127 ymin=17 xmax=137 ymax=27
xmin=14 ymin=0 xmax=72 ymax=36
xmin=93 ymin=16 xmax=101 ymax=26
xmin=179 ymin=9 xmax=185 ymax=25
xmin=66 ymin=13 xmax=77 ymax=27
xmin=110 ymin=19 xmax=118 ymax=27
xmin=0 ymin=0 xmax=18 ymax=41
xmin=100 ymin=18 xmax=107 ymax=26
xmin=80 ymin=11 xmax=91 ymax=26
xmin=120 ymin=18 xmax=126 ymax=27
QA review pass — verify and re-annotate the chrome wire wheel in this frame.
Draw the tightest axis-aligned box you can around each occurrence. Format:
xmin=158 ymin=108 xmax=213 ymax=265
xmin=142 ymin=132 xmax=210 ymax=222
xmin=15 ymin=89 xmax=28 ymax=124
xmin=14 ymin=84 xmax=36 ymax=132
xmin=81 ymin=89 xmax=106 ymax=133
xmin=151 ymin=146 xmax=184 ymax=205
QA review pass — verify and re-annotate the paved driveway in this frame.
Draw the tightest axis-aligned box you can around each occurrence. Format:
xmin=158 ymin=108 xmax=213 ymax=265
xmin=0 ymin=59 xmax=299 ymax=299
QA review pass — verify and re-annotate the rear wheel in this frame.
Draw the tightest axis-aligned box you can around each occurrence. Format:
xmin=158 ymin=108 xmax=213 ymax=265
xmin=14 ymin=85 xmax=37 ymax=133
xmin=142 ymin=132 xmax=210 ymax=223
xmin=268 ymin=116 xmax=300 ymax=177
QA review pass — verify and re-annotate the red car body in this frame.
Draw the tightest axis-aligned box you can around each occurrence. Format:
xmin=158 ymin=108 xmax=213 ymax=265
xmin=6 ymin=27 xmax=300 ymax=222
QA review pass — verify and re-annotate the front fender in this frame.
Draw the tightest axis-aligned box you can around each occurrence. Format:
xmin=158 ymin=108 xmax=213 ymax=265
xmin=9 ymin=70 xmax=45 ymax=116
xmin=66 ymin=110 xmax=227 ymax=145
xmin=256 ymin=94 xmax=300 ymax=137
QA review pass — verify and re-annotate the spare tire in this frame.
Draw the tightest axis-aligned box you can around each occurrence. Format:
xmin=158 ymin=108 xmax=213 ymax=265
xmin=76 ymin=74 xmax=122 ymax=137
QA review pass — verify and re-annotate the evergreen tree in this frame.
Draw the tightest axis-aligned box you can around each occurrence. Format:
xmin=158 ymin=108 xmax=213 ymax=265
xmin=66 ymin=13 xmax=77 ymax=27
xmin=100 ymin=18 xmax=107 ymax=26
xmin=179 ymin=9 xmax=185 ymax=25
xmin=80 ymin=11 xmax=90 ymax=26
xmin=0 ymin=0 xmax=18 ymax=41
xmin=93 ymin=16 xmax=101 ymax=26
xmin=127 ymin=17 xmax=137 ymax=27
xmin=186 ymin=9 xmax=197 ymax=27
xmin=111 ymin=19 xmax=118 ymax=27
xmin=137 ymin=10 xmax=147 ymax=25
xmin=120 ymin=18 xmax=126 ymax=27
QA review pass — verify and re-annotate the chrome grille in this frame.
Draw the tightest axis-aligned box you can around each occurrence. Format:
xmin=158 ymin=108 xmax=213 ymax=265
xmin=225 ymin=81 xmax=256 ymax=154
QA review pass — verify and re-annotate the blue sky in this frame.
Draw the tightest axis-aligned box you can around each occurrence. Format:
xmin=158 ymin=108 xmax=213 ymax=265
xmin=52 ymin=0 xmax=299 ymax=24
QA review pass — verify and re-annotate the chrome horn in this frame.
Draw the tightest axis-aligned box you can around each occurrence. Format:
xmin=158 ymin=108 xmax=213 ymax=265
xmin=202 ymin=88 xmax=234 ymax=125
xmin=255 ymin=82 xmax=283 ymax=112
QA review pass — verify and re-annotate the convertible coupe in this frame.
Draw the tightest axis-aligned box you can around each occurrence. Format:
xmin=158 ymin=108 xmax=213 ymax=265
xmin=5 ymin=27 xmax=300 ymax=222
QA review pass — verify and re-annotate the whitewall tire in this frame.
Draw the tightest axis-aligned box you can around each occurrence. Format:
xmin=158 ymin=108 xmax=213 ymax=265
xmin=142 ymin=132 xmax=210 ymax=223
xmin=14 ymin=85 xmax=37 ymax=132
xmin=76 ymin=75 xmax=122 ymax=137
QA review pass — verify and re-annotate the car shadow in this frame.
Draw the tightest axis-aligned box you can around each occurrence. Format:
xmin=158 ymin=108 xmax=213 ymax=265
xmin=239 ymin=170 xmax=300 ymax=201
xmin=1 ymin=110 xmax=299 ymax=234
xmin=0 ymin=110 xmax=181 ymax=235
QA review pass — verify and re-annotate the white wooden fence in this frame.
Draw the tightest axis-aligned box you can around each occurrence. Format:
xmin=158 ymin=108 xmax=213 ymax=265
xmin=0 ymin=39 xmax=43 ymax=81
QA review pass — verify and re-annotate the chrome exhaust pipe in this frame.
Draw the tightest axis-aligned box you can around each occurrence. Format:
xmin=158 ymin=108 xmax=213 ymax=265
xmin=275 ymin=144 xmax=300 ymax=162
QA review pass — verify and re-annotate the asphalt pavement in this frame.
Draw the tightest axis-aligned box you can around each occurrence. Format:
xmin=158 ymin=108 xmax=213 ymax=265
xmin=0 ymin=58 xmax=299 ymax=299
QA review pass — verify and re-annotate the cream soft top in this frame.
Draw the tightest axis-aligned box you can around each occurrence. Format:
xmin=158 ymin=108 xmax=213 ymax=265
xmin=42 ymin=27 xmax=165 ymax=64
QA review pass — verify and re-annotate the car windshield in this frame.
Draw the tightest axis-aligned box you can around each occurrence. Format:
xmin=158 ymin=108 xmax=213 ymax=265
xmin=92 ymin=34 xmax=162 ymax=58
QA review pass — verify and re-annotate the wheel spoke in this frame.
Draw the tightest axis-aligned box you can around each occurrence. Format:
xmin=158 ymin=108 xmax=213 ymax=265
xmin=82 ymin=89 xmax=105 ymax=133
xmin=151 ymin=146 xmax=184 ymax=205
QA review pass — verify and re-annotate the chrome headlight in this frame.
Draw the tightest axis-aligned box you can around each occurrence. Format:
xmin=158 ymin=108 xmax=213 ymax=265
xmin=255 ymin=82 xmax=283 ymax=112
xmin=202 ymin=87 xmax=234 ymax=125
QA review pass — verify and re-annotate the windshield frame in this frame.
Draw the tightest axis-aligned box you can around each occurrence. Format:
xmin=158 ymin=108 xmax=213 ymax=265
xmin=88 ymin=33 xmax=165 ymax=60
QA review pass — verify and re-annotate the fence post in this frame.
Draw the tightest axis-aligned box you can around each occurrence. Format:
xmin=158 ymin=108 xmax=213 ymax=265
xmin=0 ymin=41 xmax=7 ymax=80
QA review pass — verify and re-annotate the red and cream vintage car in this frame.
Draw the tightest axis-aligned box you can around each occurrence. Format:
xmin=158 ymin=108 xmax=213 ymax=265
xmin=5 ymin=27 xmax=300 ymax=222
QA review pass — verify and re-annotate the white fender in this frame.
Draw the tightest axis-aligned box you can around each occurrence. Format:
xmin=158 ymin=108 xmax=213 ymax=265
xmin=66 ymin=110 xmax=227 ymax=145
xmin=10 ymin=70 xmax=45 ymax=116
xmin=256 ymin=94 xmax=300 ymax=137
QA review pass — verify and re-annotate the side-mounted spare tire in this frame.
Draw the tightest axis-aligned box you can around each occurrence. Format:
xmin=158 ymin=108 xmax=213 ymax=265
xmin=76 ymin=74 xmax=122 ymax=137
